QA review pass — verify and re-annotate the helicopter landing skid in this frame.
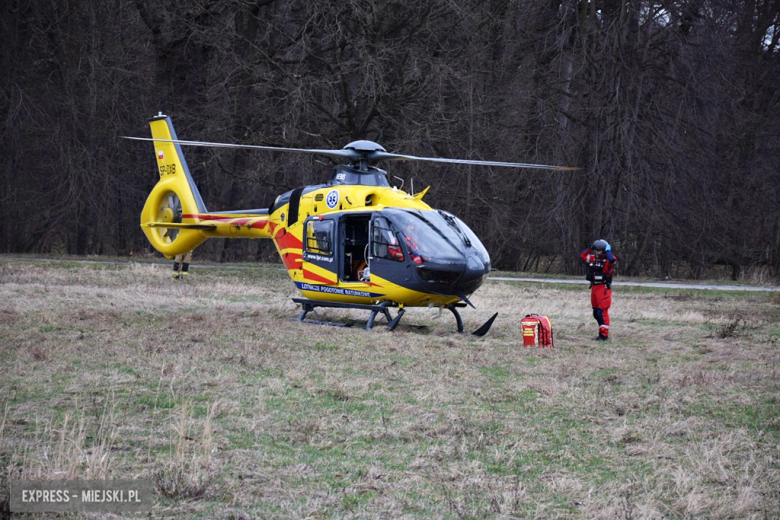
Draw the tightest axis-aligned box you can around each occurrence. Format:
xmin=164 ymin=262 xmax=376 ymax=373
xmin=293 ymin=298 xmax=396 ymax=331
xmin=446 ymin=303 xmax=467 ymax=333
xmin=292 ymin=298 xmax=498 ymax=335
xmin=287 ymin=318 xmax=355 ymax=328
xmin=445 ymin=304 xmax=498 ymax=336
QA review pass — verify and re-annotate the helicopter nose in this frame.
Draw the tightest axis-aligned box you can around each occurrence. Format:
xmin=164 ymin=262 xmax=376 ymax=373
xmin=456 ymin=254 xmax=490 ymax=294
xmin=412 ymin=249 xmax=490 ymax=297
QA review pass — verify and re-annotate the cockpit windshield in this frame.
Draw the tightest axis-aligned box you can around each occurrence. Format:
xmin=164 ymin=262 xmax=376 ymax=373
xmin=450 ymin=213 xmax=490 ymax=265
xmin=381 ymin=209 xmax=467 ymax=264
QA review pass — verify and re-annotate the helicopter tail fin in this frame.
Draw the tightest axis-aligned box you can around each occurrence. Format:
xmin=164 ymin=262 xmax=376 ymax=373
xmin=140 ymin=113 xmax=209 ymax=258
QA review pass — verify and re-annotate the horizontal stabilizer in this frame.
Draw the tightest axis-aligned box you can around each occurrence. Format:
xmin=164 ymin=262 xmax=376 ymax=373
xmin=146 ymin=222 xmax=217 ymax=230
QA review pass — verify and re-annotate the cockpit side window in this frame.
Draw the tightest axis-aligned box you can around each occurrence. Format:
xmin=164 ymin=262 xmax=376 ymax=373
xmin=371 ymin=216 xmax=404 ymax=262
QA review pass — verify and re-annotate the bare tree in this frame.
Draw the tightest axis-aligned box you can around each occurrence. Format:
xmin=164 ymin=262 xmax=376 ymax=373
xmin=2 ymin=0 xmax=778 ymax=278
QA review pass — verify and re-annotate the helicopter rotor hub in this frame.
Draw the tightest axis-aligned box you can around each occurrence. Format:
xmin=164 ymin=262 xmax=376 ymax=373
xmin=342 ymin=140 xmax=386 ymax=154
xmin=343 ymin=140 xmax=386 ymax=169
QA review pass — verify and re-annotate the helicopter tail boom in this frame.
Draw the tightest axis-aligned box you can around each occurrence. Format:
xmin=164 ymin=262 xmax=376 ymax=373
xmin=179 ymin=212 xmax=273 ymax=239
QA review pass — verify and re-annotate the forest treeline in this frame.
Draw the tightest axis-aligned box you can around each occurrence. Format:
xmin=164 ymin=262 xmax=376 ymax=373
xmin=2 ymin=0 xmax=779 ymax=279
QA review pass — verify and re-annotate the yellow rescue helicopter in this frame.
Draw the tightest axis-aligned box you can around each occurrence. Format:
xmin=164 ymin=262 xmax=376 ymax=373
xmin=125 ymin=113 xmax=575 ymax=334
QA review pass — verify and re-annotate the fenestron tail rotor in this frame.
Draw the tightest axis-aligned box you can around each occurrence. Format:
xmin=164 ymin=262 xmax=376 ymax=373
xmin=157 ymin=192 xmax=183 ymax=244
xmin=121 ymin=136 xmax=579 ymax=171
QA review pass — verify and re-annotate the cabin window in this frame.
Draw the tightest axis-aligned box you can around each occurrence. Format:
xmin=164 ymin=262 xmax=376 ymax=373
xmin=305 ymin=219 xmax=334 ymax=255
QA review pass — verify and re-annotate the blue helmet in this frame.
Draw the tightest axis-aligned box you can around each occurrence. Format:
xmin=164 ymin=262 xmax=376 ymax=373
xmin=592 ymin=239 xmax=609 ymax=251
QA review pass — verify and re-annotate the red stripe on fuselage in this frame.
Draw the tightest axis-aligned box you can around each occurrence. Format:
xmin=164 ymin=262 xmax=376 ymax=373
xmin=181 ymin=214 xmax=269 ymax=231
xmin=302 ymin=269 xmax=335 ymax=285
xmin=273 ymin=226 xmax=303 ymax=251
xmin=262 ymin=222 xmax=304 ymax=271
xmin=182 ymin=214 xmax=268 ymax=223
xmin=183 ymin=214 xmax=226 ymax=220
xmin=281 ymin=252 xmax=302 ymax=270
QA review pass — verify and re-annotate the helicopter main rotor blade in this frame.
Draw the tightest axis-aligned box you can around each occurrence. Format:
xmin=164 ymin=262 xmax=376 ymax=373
xmin=121 ymin=136 xmax=361 ymax=162
xmin=370 ymin=151 xmax=579 ymax=170
xmin=123 ymin=136 xmax=578 ymax=170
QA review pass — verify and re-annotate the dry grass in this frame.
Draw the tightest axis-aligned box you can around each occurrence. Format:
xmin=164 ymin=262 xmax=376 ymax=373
xmin=0 ymin=258 xmax=779 ymax=518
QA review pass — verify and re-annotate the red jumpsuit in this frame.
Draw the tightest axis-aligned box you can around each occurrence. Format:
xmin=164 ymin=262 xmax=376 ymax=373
xmin=579 ymin=247 xmax=617 ymax=338
xmin=389 ymin=236 xmax=423 ymax=264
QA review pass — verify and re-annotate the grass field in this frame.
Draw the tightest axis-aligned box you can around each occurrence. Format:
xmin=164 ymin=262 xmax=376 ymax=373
xmin=1 ymin=258 xmax=779 ymax=518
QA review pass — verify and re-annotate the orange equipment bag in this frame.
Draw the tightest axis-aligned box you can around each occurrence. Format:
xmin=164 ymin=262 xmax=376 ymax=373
xmin=521 ymin=315 xmax=554 ymax=348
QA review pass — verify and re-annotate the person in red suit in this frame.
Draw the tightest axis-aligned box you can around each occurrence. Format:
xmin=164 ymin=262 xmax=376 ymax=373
xmin=402 ymin=225 xmax=424 ymax=265
xmin=579 ymin=239 xmax=617 ymax=341
xmin=387 ymin=224 xmax=424 ymax=264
